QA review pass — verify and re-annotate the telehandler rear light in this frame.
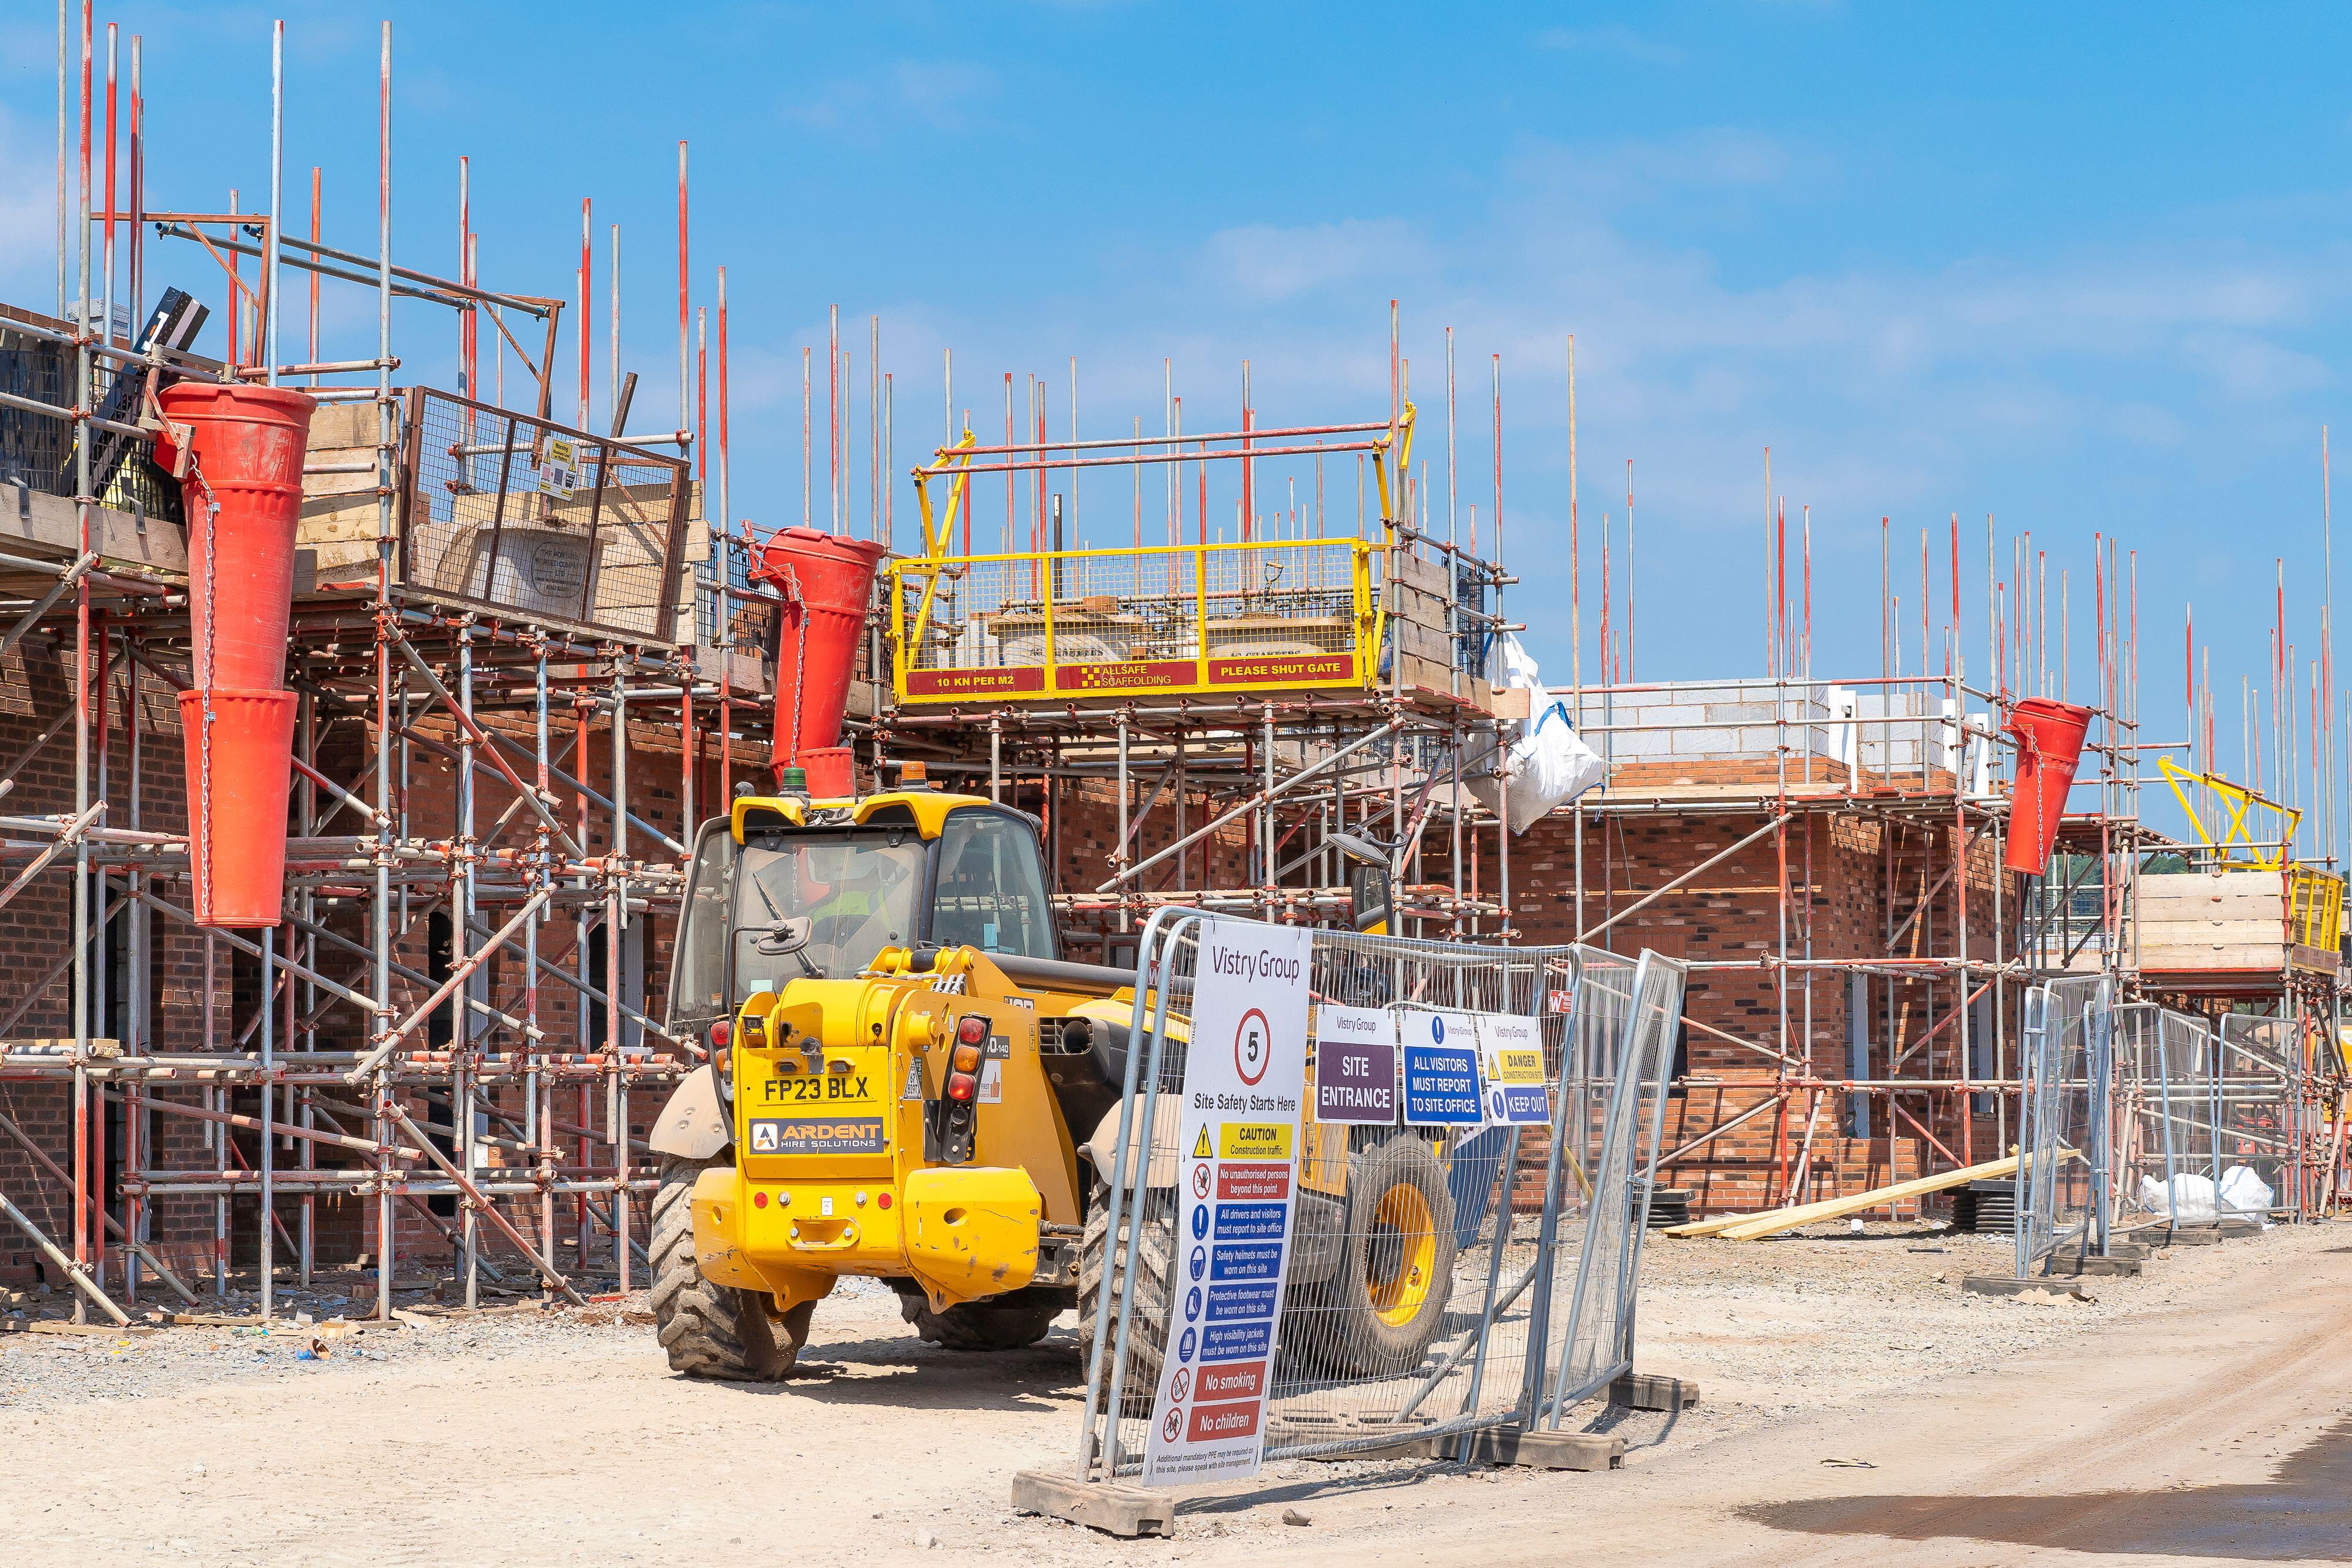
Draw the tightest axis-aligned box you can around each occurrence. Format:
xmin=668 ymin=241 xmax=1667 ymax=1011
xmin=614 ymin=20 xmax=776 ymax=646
xmin=946 ymin=1071 xmax=978 ymax=1102
xmin=708 ymin=1018 xmax=732 ymax=1054
xmin=954 ymin=1015 xmax=990 ymax=1047
xmin=951 ymin=1042 xmax=984 ymax=1075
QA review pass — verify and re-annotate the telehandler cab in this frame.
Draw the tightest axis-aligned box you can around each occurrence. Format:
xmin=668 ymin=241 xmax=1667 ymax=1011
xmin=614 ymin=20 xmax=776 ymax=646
xmin=647 ymin=767 xmax=1460 ymax=1383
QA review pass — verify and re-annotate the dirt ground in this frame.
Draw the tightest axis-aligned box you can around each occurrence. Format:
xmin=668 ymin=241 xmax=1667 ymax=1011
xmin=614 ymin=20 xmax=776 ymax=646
xmin=4 ymin=1219 xmax=2348 ymax=1566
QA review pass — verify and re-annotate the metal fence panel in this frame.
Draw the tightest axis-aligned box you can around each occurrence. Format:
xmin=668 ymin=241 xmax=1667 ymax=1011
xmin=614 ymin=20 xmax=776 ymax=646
xmin=2016 ymin=976 xmax=2110 ymax=1277
xmin=892 ymin=539 xmax=1373 ymax=701
xmin=2023 ymin=996 xmax=2302 ymax=1244
xmin=1538 ymin=948 xmax=1682 ymax=1423
xmin=0 ymin=308 xmax=183 ymax=521
xmin=399 ymin=389 xmax=689 ymax=645
xmin=2217 ymin=1014 xmax=2299 ymax=1216
xmin=2108 ymin=1001 xmax=2170 ymax=1228
xmin=2140 ymin=1008 xmax=2224 ymax=1225
xmin=1074 ymin=914 xmax=1685 ymax=1481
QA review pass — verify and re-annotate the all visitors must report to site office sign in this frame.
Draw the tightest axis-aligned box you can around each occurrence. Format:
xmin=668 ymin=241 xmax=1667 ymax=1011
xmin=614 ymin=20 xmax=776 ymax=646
xmin=1142 ymin=919 xmax=1311 ymax=1489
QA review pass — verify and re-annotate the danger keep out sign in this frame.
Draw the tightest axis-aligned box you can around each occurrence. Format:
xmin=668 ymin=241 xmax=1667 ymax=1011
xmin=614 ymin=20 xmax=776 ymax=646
xmin=1142 ymin=917 xmax=1311 ymax=1488
xmin=1477 ymin=1012 xmax=1551 ymax=1127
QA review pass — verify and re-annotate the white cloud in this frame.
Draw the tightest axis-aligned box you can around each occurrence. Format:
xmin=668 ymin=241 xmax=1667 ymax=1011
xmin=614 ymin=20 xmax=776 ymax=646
xmin=1196 ymin=219 xmax=1430 ymax=305
xmin=1536 ymin=24 xmax=1686 ymax=66
xmin=786 ymin=58 xmax=999 ymax=135
xmin=1509 ymin=127 xmax=1795 ymax=208
xmin=981 ymin=126 xmax=2348 ymax=545
xmin=2180 ymin=329 xmax=2331 ymax=401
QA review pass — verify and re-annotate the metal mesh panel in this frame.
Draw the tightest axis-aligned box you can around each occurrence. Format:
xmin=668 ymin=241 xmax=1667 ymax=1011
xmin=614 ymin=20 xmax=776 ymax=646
xmin=895 ymin=541 xmax=1365 ymax=697
xmin=0 ymin=316 xmax=183 ymax=523
xmin=2017 ymin=976 xmax=2109 ymax=1276
xmin=2132 ymin=1007 xmax=2227 ymax=1225
xmin=1539 ymin=948 xmax=1681 ymax=1422
xmin=399 ymin=390 xmax=687 ymax=644
xmin=1198 ymin=542 xmax=1358 ymax=663
xmin=2217 ymin=1014 xmax=2298 ymax=1215
xmin=2157 ymin=1011 xmax=2221 ymax=1202
xmin=904 ymin=553 xmax=1208 ymax=675
xmin=2030 ymin=999 xmax=2294 ymax=1241
xmin=2109 ymin=1002 xmax=2173 ymax=1225
xmin=1075 ymin=915 xmax=1684 ymax=1481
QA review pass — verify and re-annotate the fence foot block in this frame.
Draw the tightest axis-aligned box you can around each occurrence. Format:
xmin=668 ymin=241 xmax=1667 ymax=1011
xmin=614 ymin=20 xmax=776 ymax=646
xmin=1960 ymin=1274 xmax=2090 ymax=1299
xmin=1010 ymin=1471 xmax=1175 ymax=1539
xmin=2218 ymin=1220 xmax=2264 ymax=1238
xmin=1609 ymin=1371 xmax=1700 ymax=1413
xmin=2049 ymin=1254 xmax=2142 ymax=1278
xmin=1461 ymin=1426 xmax=1624 ymax=1471
xmin=2102 ymin=1241 xmax=2153 ymax=1261
xmin=1305 ymin=1426 xmax=1622 ymax=1471
xmin=1421 ymin=1429 xmax=1628 ymax=1476
xmin=2157 ymin=1227 xmax=2223 ymax=1246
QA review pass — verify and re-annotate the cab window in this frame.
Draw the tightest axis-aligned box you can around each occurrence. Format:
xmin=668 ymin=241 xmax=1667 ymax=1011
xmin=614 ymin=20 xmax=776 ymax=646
xmin=733 ymin=828 xmax=926 ymax=997
xmin=929 ymin=811 xmax=1057 ymax=959
xmin=665 ymin=821 xmax=733 ymax=1036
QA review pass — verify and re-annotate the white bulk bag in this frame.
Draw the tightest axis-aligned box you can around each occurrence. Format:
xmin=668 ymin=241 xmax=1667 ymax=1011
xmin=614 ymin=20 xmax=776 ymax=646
xmin=1467 ymin=635 xmax=1606 ymax=835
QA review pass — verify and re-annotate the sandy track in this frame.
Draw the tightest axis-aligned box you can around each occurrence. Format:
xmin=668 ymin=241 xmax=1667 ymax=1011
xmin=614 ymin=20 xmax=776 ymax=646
xmin=4 ymin=1225 xmax=2347 ymax=1566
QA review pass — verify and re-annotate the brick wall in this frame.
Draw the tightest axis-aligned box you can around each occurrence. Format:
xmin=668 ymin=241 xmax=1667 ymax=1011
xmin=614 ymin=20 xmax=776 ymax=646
xmin=0 ymin=636 xmax=720 ymax=1284
xmin=0 ymin=636 xmax=225 ymax=1283
xmin=1486 ymin=800 xmax=2010 ymax=1216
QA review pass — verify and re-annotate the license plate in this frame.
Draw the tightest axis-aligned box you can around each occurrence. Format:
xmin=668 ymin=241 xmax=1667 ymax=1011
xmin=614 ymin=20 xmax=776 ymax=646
xmin=754 ymin=1048 xmax=883 ymax=1114
xmin=758 ymin=1070 xmax=879 ymax=1108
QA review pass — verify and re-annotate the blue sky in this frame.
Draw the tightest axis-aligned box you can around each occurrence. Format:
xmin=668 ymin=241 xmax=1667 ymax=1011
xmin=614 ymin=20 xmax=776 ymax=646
xmin=6 ymin=3 xmax=2351 ymax=841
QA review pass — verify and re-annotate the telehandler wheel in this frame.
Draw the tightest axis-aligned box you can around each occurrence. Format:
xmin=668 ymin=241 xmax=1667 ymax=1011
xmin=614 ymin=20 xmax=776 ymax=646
xmin=900 ymin=1290 xmax=1063 ymax=1352
xmin=1077 ymin=1170 xmax=1174 ymax=1414
xmin=650 ymin=1154 xmax=811 ymax=1380
xmin=1282 ymin=1134 xmax=1457 ymax=1378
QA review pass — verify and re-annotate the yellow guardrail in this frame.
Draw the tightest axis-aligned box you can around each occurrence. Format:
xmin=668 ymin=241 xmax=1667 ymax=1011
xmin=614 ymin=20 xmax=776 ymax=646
xmin=2157 ymin=755 xmax=2300 ymax=869
xmin=888 ymin=537 xmax=1382 ymax=703
xmin=2288 ymin=865 xmax=2344 ymax=952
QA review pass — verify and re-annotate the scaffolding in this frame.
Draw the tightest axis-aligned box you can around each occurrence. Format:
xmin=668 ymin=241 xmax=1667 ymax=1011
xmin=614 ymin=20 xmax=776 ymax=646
xmin=873 ymin=365 xmax=1522 ymax=949
xmin=5 ymin=11 xmax=2348 ymax=1347
xmin=1 ymin=13 xmax=1524 ymax=1329
xmin=0 ymin=15 xmax=749 ymax=1326
xmin=1549 ymin=510 xmax=2344 ymax=1220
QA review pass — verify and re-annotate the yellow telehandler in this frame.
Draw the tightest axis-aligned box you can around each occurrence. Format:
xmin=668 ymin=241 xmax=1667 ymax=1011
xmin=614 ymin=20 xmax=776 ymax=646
xmin=646 ymin=767 xmax=1461 ymax=1382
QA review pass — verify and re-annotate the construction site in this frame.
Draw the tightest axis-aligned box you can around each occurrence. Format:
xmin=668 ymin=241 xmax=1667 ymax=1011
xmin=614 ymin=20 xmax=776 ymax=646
xmin=4 ymin=9 xmax=2352 ymax=1567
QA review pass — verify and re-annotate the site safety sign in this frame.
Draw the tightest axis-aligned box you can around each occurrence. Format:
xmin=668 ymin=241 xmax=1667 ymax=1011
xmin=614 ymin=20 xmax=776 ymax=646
xmin=1476 ymin=1011 xmax=1550 ymax=1127
xmin=1142 ymin=918 xmax=1311 ymax=1488
xmin=1401 ymin=1010 xmax=1483 ymax=1126
xmin=1312 ymin=1004 xmax=1398 ymax=1125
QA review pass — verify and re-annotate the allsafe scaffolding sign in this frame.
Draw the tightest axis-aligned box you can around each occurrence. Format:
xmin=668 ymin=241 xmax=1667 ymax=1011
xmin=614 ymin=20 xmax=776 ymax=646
xmin=1142 ymin=918 xmax=1312 ymax=1488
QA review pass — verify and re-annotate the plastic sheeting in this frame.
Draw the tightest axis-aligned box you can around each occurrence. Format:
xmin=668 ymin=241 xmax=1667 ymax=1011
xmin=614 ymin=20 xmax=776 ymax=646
xmin=2136 ymin=1166 xmax=2276 ymax=1225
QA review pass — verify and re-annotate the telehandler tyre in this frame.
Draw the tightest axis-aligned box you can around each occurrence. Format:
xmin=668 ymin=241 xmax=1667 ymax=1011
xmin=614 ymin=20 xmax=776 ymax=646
xmin=1282 ymin=1134 xmax=1456 ymax=1378
xmin=900 ymin=1288 xmax=1062 ymax=1352
xmin=1077 ymin=1170 xmax=1174 ymax=1413
xmin=650 ymin=1153 xmax=811 ymax=1380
